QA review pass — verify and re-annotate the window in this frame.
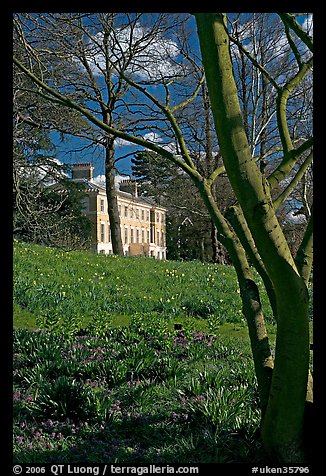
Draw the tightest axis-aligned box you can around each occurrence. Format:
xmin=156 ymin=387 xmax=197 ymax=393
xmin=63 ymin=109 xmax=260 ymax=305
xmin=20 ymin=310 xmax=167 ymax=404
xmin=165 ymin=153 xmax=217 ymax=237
xmin=161 ymin=231 xmax=165 ymax=247
xmin=161 ymin=213 xmax=165 ymax=224
xmin=124 ymin=227 xmax=128 ymax=244
xmin=147 ymin=229 xmax=150 ymax=243
xmin=157 ymin=230 xmax=160 ymax=246
xmin=81 ymin=197 xmax=89 ymax=212
xmin=141 ymin=228 xmax=145 ymax=243
xmin=130 ymin=228 xmax=134 ymax=243
xmin=130 ymin=208 xmax=134 ymax=219
xmin=156 ymin=212 xmax=160 ymax=223
xmin=146 ymin=210 xmax=150 ymax=221
xmin=124 ymin=206 xmax=128 ymax=218
xmin=100 ymin=199 xmax=105 ymax=213
xmin=108 ymin=224 xmax=111 ymax=243
xmin=136 ymin=208 xmax=140 ymax=219
xmin=141 ymin=209 xmax=145 ymax=221
xmin=136 ymin=229 xmax=140 ymax=243
xmin=118 ymin=205 xmax=121 ymax=216
xmin=100 ymin=223 xmax=105 ymax=242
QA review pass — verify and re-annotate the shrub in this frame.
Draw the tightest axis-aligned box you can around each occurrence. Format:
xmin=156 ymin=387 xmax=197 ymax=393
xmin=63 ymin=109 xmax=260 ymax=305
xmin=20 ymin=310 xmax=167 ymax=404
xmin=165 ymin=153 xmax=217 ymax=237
xmin=29 ymin=376 xmax=95 ymax=421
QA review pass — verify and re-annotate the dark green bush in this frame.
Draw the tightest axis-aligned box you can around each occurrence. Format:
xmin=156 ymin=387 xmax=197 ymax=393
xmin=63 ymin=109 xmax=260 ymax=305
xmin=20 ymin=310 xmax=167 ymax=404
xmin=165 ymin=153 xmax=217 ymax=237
xmin=29 ymin=376 xmax=95 ymax=421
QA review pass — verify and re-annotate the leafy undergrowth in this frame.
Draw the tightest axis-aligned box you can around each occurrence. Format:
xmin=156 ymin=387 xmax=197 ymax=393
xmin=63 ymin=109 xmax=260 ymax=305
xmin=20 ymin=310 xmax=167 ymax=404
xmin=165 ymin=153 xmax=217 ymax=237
xmin=13 ymin=327 xmax=263 ymax=464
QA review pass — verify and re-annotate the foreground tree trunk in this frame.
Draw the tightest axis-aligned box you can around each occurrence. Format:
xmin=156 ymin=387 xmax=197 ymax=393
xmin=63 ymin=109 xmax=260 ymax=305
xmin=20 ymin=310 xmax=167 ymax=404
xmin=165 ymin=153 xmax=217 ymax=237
xmin=195 ymin=13 xmax=311 ymax=462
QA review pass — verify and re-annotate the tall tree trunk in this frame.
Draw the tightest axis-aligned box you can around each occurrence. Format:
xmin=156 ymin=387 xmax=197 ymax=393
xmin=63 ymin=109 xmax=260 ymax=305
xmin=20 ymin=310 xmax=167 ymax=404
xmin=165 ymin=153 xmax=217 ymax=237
xmin=200 ymin=236 xmax=205 ymax=262
xmin=105 ymin=136 xmax=124 ymax=256
xmin=195 ymin=13 xmax=310 ymax=462
xmin=210 ymin=220 xmax=227 ymax=264
xmin=259 ymin=61 xmax=268 ymax=161
xmin=203 ymin=81 xmax=223 ymax=262
xmin=102 ymin=23 xmax=124 ymax=257
xmin=210 ymin=220 xmax=219 ymax=263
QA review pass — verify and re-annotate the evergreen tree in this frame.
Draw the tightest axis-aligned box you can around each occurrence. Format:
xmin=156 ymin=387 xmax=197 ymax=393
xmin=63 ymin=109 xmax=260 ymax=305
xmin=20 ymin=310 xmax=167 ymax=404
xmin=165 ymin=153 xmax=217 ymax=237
xmin=131 ymin=150 xmax=177 ymax=206
xmin=132 ymin=149 xmax=226 ymax=261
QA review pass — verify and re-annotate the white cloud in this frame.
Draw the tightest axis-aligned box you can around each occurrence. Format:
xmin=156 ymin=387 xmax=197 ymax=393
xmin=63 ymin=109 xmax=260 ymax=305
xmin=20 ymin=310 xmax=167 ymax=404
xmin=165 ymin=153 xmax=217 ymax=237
xmin=115 ymin=173 xmax=130 ymax=189
xmin=115 ymin=132 xmax=165 ymax=149
xmin=161 ymin=142 xmax=178 ymax=154
xmin=48 ymin=157 xmax=65 ymax=167
xmin=115 ymin=131 xmax=177 ymax=155
xmin=38 ymin=158 xmax=68 ymax=183
xmin=93 ymin=173 xmax=131 ymax=190
xmin=142 ymin=132 xmax=179 ymax=155
xmin=84 ymin=23 xmax=183 ymax=81
xmin=143 ymin=131 xmax=177 ymax=150
xmin=230 ymin=15 xmax=294 ymax=78
xmin=92 ymin=174 xmax=106 ymax=186
xmin=143 ymin=132 xmax=164 ymax=143
xmin=286 ymin=210 xmax=307 ymax=224
xmin=114 ymin=137 xmax=132 ymax=148
xmin=302 ymin=14 xmax=313 ymax=36
xmin=300 ymin=14 xmax=313 ymax=63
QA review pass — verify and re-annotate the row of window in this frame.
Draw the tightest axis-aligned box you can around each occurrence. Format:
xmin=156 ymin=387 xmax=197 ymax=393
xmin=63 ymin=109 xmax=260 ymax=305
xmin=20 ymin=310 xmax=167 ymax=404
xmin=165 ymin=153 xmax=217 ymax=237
xmin=100 ymin=223 xmax=165 ymax=246
xmin=99 ymin=249 xmax=166 ymax=259
xmin=100 ymin=199 xmax=165 ymax=223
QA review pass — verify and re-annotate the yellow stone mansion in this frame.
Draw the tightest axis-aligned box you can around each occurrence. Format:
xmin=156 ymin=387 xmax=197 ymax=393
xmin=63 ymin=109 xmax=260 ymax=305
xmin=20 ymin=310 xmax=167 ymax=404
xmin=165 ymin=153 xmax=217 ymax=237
xmin=71 ymin=163 xmax=167 ymax=259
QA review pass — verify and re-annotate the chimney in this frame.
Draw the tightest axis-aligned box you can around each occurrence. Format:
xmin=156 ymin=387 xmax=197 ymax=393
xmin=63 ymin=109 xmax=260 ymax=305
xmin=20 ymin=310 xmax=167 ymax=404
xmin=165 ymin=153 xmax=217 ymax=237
xmin=119 ymin=179 xmax=140 ymax=197
xmin=71 ymin=163 xmax=94 ymax=182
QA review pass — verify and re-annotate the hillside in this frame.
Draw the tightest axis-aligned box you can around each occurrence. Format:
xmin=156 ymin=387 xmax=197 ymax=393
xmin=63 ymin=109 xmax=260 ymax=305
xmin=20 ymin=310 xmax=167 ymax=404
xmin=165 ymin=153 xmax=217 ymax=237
xmin=13 ymin=240 xmax=274 ymax=338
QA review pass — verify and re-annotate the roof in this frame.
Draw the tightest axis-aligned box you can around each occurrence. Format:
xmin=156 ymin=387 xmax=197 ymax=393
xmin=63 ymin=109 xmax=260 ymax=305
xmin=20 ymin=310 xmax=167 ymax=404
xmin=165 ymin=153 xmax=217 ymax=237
xmin=79 ymin=178 xmax=105 ymax=192
xmin=80 ymin=179 xmax=167 ymax=210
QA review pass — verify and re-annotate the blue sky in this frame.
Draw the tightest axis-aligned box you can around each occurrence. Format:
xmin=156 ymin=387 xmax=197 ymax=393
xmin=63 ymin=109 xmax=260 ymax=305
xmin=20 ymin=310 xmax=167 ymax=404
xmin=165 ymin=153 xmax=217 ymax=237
xmin=52 ymin=132 xmax=138 ymax=178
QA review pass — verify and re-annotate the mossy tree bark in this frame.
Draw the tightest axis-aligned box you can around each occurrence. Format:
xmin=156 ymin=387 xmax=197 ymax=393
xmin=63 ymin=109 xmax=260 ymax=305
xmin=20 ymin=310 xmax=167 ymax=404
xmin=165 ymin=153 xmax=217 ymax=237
xmin=195 ymin=13 xmax=311 ymax=462
xmin=225 ymin=204 xmax=278 ymax=320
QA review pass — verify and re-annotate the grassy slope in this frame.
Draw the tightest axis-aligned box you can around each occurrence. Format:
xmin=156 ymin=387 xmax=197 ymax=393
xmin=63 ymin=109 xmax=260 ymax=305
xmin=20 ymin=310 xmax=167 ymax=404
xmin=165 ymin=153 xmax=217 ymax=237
xmin=14 ymin=241 xmax=313 ymax=344
xmin=13 ymin=241 xmax=276 ymax=338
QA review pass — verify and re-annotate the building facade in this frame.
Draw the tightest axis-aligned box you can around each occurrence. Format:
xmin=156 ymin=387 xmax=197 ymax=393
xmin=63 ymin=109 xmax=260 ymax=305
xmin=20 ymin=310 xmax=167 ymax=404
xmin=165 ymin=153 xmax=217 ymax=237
xmin=72 ymin=163 xmax=167 ymax=259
